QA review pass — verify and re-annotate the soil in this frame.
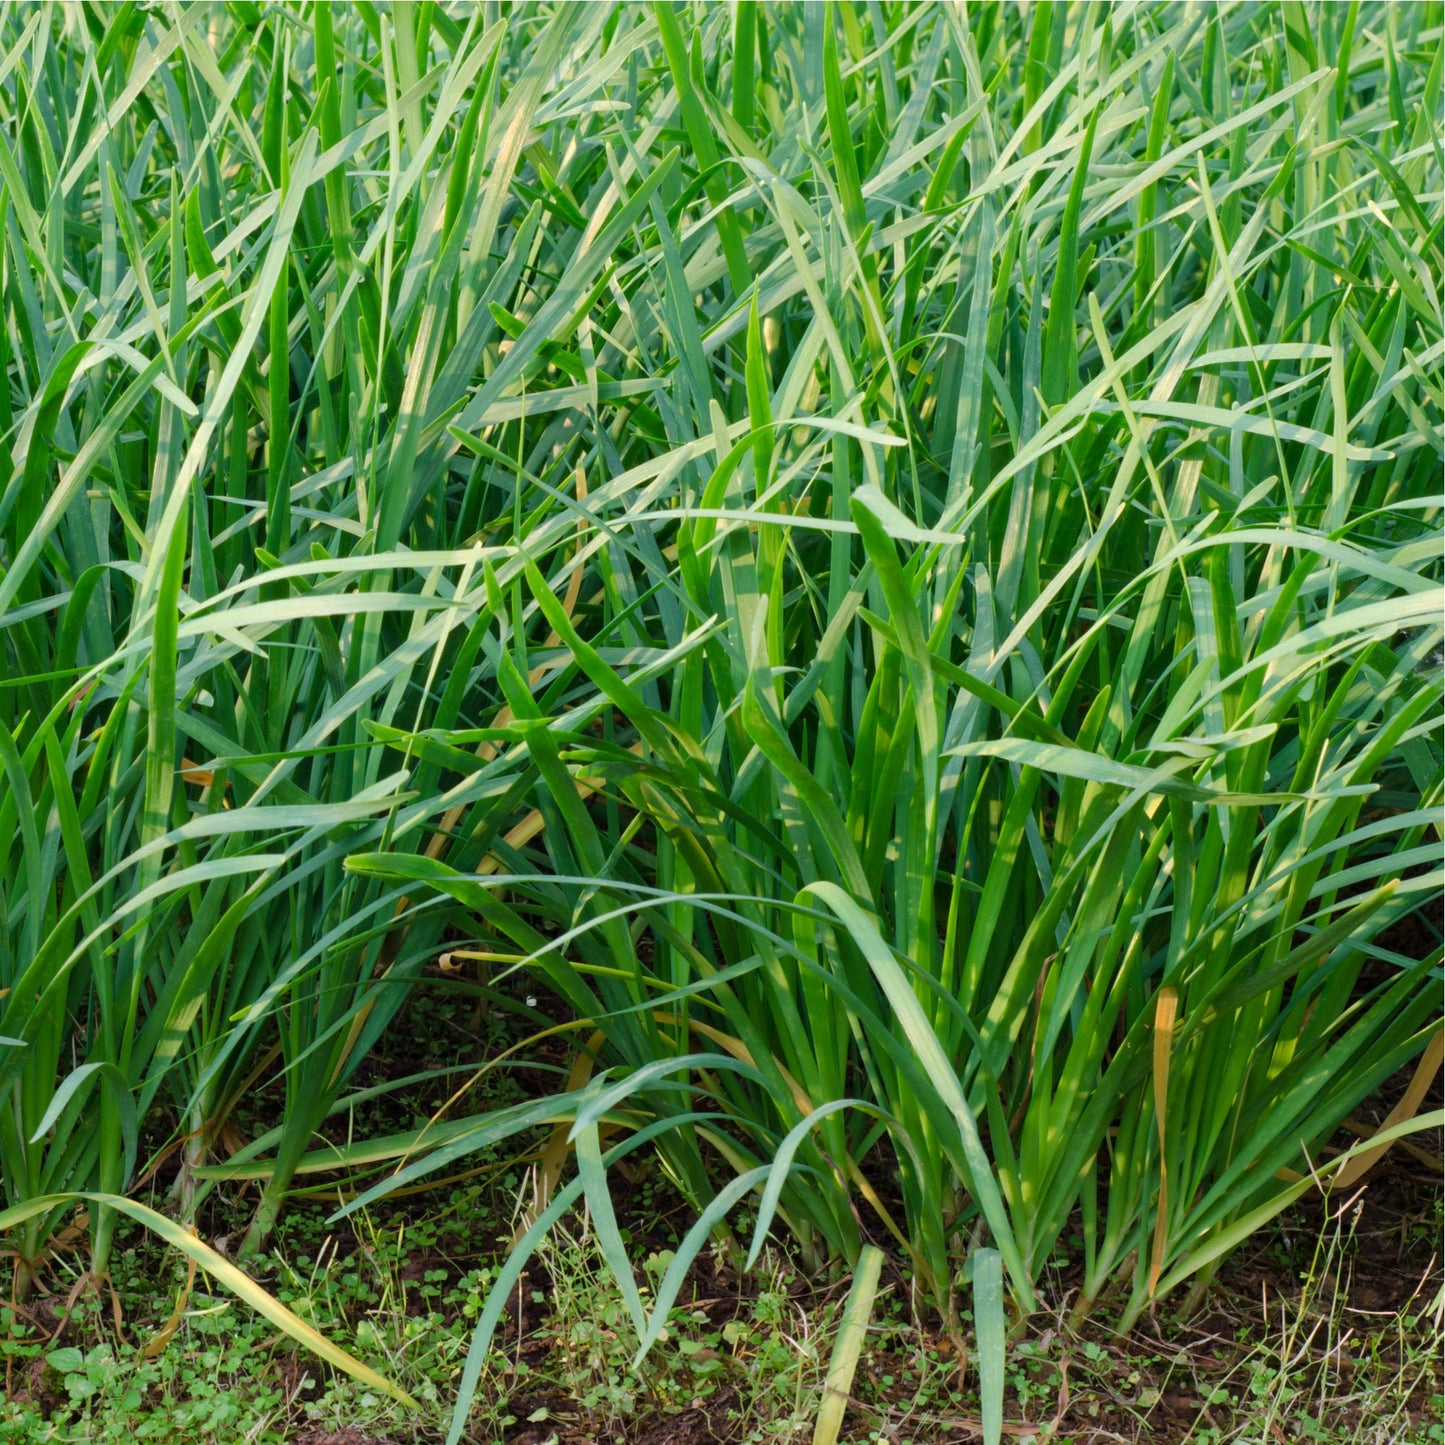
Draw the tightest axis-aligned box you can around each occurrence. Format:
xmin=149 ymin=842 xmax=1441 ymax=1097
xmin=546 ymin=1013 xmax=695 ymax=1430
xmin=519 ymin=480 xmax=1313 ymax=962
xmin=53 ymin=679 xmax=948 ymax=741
xmin=294 ymin=1433 xmax=404 ymax=1445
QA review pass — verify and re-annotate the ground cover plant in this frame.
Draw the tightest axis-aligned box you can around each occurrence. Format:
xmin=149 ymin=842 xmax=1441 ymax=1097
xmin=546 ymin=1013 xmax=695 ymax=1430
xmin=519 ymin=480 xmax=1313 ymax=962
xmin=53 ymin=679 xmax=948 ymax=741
xmin=1 ymin=1101 xmax=1441 ymax=1443
xmin=0 ymin=0 xmax=1440 ymax=1440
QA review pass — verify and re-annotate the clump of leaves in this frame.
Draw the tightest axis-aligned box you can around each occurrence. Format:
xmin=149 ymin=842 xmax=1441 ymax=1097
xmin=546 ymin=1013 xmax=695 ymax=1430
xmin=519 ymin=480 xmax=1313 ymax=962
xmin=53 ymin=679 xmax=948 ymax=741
xmin=0 ymin=3 xmax=1439 ymax=1438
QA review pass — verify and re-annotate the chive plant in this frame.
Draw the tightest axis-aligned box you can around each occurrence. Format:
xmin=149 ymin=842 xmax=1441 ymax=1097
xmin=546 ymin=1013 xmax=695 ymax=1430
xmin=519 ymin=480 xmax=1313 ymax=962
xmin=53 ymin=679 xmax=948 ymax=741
xmin=0 ymin=1 xmax=1439 ymax=1429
